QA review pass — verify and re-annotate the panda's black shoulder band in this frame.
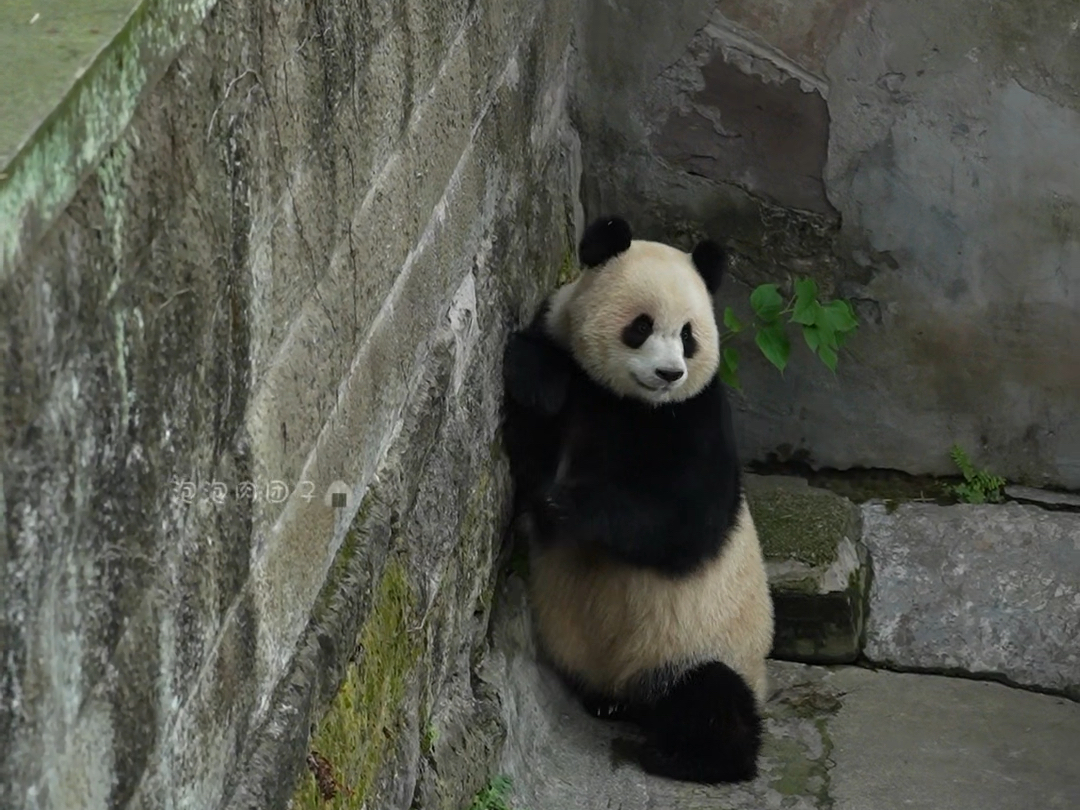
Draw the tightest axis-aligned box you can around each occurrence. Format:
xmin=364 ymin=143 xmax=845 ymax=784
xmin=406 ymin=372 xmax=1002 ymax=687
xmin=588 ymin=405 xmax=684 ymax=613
xmin=579 ymin=216 xmax=632 ymax=268
xmin=691 ymin=239 xmax=726 ymax=293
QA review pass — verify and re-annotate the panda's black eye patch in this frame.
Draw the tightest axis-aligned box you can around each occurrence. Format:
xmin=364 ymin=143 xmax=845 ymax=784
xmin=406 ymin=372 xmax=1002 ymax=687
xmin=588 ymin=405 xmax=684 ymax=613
xmin=681 ymin=322 xmax=698 ymax=358
xmin=622 ymin=314 xmax=653 ymax=348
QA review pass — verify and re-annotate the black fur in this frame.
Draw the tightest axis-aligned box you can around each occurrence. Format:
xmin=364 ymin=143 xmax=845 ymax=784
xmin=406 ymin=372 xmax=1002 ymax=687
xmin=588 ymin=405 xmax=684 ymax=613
xmin=691 ymin=239 xmax=726 ymax=294
xmin=554 ymin=658 xmax=762 ymax=784
xmin=621 ymin=314 xmax=654 ymax=349
xmin=680 ymin=323 xmax=697 ymax=358
xmin=508 ymin=336 xmax=742 ymax=575
xmin=622 ymin=662 xmax=762 ymax=784
xmin=579 ymin=216 xmax=633 ymax=267
xmin=502 ymin=303 xmax=574 ymax=518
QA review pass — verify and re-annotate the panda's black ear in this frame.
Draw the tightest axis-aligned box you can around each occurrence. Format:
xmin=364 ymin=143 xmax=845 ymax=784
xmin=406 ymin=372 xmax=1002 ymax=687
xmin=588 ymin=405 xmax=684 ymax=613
xmin=691 ymin=239 xmax=726 ymax=294
xmin=579 ymin=216 xmax=632 ymax=268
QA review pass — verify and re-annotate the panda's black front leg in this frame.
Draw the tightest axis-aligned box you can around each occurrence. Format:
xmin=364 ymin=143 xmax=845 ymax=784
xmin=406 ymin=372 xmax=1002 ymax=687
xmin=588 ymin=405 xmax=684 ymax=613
xmin=503 ymin=329 xmax=573 ymax=417
xmin=530 ymin=481 xmax=585 ymax=542
xmin=538 ymin=481 xmax=708 ymax=576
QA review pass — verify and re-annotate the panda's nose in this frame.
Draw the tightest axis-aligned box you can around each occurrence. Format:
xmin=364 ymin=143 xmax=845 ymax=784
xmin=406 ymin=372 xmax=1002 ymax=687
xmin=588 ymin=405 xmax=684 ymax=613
xmin=656 ymin=367 xmax=684 ymax=383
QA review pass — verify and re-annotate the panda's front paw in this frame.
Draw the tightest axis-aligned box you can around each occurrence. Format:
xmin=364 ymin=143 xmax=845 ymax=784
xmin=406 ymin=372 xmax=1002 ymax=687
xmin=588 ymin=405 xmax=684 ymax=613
xmin=533 ymin=486 xmax=574 ymax=536
xmin=503 ymin=332 xmax=570 ymax=416
xmin=511 ymin=511 xmax=538 ymax=542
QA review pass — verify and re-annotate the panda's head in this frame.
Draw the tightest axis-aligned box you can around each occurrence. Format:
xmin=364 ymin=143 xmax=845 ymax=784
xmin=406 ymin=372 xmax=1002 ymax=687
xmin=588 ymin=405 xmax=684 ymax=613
xmin=547 ymin=216 xmax=726 ymax=406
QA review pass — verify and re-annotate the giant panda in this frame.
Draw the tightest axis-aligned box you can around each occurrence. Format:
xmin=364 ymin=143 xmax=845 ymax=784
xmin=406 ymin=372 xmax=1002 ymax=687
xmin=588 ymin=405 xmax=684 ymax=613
xmin=501 ymin=215 xmax=775 ymax=784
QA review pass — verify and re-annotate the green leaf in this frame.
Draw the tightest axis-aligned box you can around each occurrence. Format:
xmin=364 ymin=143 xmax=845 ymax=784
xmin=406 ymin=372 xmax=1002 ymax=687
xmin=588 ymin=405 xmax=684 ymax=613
xmin=821 ymin=299 xmax=859 ymax=333
xmin=841 ymin=299 xmax=858 ymax=322
xmin=719 ymin=347 xmax=741 ymax=390
xmin=816 ymin=324 xmax=839 ymax=351
xmin=750 ymin=284 xmax=783 ymax=323
xmin=811 ymin=306 xmax=840 ymax=350
xmin=950 ymin=444 xmax=976 ymax=479
xmin=723 ymin=306 xmax=744 ymax=333
xmin=954 ymin=482 xmax=986 ymax=505
xmin=792 ymin=297 xmax=821 ymax=326
xmin=803 ymin=325 xmax=821 ymax=352
xmin=817 ymin=343 xmax=838 ymax=371
xmin=794 ymin=278 xmax=818 ymax=307
xmin=755 ymin=322 xmax=791 ymax=372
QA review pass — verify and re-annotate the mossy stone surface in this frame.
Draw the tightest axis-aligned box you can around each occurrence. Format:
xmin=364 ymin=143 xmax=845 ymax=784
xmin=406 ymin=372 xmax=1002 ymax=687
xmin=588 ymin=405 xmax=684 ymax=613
xmin=0 ymin=0 xmax=136 ymax=166
xmin=746 ymin=474 xmax=860 ymax=567
xmin=745 ymin=474 xmax=870 ymax=664
xmin=291 ymin=562 xmax=422 ymax=809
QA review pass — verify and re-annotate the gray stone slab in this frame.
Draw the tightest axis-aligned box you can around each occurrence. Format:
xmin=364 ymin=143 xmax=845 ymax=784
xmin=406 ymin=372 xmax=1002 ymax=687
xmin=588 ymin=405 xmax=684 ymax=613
xmin=484 ymin=577 xmax=1080 ymax=810
xmin=862 ymin=501 xmax=1080 ymax=697
xmin=828 ymin=667 xmax=1080 ymax=810
xmin=1006 ymin=485 xmax=1080 ymax=510
xmin=0 ymin=0 xmax=139 ymax=168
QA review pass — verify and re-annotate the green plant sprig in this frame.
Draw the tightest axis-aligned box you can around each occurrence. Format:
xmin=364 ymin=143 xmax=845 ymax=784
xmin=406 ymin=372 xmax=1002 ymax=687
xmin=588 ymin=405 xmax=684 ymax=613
xmin=949 ymin=444 xmax=1006 ymax=504
xmin=468 ymin=775 xmax=516 ymax=810
xmin=718 ymin=278 xmax=859 ymax=390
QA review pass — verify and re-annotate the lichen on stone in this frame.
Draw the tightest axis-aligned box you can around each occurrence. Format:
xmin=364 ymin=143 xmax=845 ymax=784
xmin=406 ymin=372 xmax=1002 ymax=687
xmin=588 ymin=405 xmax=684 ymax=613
xmin=763 ymin=678 xmax=841 ymax=807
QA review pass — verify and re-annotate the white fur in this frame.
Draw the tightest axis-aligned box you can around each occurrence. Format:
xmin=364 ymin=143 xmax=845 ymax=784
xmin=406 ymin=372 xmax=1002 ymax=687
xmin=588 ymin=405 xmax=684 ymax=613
xmin=545 ymin=241 xmax=720 ymax=406
xmin=530 ymin=496 xmax=775 ymax=704
xmin=629 ymin=334 xmax=687 ymax=393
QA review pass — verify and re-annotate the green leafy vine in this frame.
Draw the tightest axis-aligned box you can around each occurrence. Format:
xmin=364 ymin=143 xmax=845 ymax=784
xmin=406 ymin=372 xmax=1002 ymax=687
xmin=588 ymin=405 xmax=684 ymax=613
xmin=719 ymin=279 xmax=859 ymax=390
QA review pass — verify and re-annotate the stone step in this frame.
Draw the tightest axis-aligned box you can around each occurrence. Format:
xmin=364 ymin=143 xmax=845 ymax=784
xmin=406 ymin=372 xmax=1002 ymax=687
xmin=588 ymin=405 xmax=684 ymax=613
xmin=1004 ymin=484 xmax=1080 ymax=510
xmin=486 ymin=580 xmax=1080 ymax=810
xmin=745 ymin=473 xmax=1080 ymax=697
xmin=744 ymin=474 xmax=870 ymax=665
xmin=861 ymin=500 xmax=1080 ymax=698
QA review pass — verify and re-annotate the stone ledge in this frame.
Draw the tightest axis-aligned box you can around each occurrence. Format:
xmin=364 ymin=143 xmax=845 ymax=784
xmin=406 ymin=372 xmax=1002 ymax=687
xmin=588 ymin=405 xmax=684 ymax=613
xmin=0 ymin=0 xmax=217 ymax=278
xmin=745 ymin=474 xmax=870 ymax=664
xmin=1005 ymin=484 xmax=1080 ymax=510
xmin=862 ymin=500 xmax=1080 ymax=698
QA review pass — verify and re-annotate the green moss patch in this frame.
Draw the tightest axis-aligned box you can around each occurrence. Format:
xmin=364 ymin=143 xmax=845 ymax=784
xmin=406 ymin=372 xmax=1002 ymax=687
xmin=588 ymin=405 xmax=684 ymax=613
xmin=292 ymin=561 xmax=421 ymax=809
xmin=764 ymin=680 xmax=842 ymax=805
xmin=553 ymin=248 xmax=578 ymax=287
xmin=747 ymin=479 xmax=857 ymax=567
xmin=467 ymin=775 xmax=518 ymax=810
xmin=748 ymin=465 xmax=959 ymax=511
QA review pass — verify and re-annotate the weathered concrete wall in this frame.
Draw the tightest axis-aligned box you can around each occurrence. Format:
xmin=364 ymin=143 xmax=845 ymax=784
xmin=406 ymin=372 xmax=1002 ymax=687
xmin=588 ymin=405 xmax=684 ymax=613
xmin=573 ymin=0 xmax=1080 ymax=488
xmin=0 ymin=0 xmax=578 ymax=807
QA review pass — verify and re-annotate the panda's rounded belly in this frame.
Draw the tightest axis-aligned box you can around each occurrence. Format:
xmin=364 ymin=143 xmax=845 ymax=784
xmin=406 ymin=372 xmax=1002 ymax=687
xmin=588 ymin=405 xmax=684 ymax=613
xmin=529 ymin=500 xmax=773 ymax=700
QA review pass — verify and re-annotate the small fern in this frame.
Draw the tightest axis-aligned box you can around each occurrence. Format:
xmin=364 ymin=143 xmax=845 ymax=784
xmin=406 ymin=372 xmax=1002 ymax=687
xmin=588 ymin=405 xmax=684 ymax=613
xmin=949 ymin=444 xmax=1005 ymax=504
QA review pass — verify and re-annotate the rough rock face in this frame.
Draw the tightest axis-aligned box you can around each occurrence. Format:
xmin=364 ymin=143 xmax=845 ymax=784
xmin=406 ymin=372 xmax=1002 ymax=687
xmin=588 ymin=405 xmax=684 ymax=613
xmin=862 ymin=501 xmax=1080 ymax=698
xmin=745 ymin=475 xmax=870 ymax=664
xmin=1 ymin=0 xmax=579 ymax=807
xmin=572 ymin=0 xmax=1080 ymax=489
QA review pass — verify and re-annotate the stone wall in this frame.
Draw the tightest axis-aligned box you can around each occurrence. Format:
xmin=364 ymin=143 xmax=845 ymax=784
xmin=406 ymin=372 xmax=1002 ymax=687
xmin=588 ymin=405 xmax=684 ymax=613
xmin=572 ymin=0 xmax=1080 ymax=489
xmin=0 ymin=0 xmax=578 ymax=807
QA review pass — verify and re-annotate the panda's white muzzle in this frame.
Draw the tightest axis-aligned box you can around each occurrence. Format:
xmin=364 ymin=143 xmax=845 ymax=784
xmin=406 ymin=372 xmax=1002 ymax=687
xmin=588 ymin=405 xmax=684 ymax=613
xmin=630 ymin=335 xmax=687 ymax=395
